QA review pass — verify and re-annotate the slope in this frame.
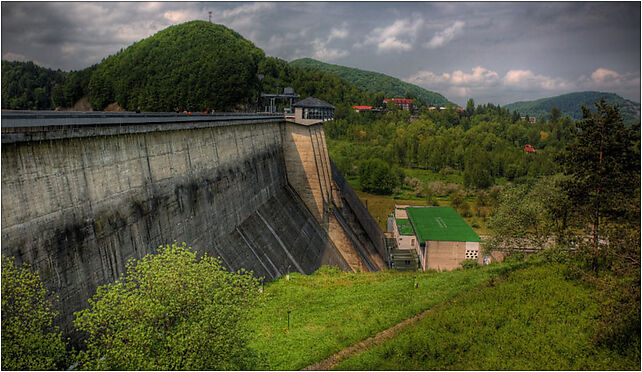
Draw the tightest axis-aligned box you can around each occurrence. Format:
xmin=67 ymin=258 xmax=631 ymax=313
xmin=334 ymin=263 xmax=639 ymax=370
xmin=87 ymin=20 xmax=265 ymax=112
xmin=504 ymin=91 xmax=641 ymax=125
xmin=290 ymin=58 xmax=452 ymax=106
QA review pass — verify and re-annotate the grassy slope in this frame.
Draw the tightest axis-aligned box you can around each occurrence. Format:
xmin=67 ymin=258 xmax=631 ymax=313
xmin=289 ymin=58 xmax=451 ymax=106
xmin=335 ymin=263 xmax=640 ymax=370
xmin=245 ymin=264 xmax=515 ymax=370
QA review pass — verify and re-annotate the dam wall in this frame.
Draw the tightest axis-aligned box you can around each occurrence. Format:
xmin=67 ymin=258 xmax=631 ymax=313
xmin=1 ymin=112 xmax=351 ymax=334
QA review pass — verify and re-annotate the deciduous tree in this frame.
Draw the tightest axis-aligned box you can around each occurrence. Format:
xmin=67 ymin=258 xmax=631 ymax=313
xmin=1 ymin=256 xmax=68 ymax=370
xmin=74 ymin=242 xmax=261 ymax=370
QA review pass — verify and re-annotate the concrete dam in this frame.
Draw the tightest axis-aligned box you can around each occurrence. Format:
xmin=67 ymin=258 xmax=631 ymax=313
xmin=1 ymin=111 xmax=387 ymax=334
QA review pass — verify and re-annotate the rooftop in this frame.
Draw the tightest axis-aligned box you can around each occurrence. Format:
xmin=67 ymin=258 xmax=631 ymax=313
xmin=396 ymin=218 xmax=415 ymax=236
xmin=292 ymin=97 xmax=335 ymax=109
xmin=405 ymin=206 xmax=481 ymax=243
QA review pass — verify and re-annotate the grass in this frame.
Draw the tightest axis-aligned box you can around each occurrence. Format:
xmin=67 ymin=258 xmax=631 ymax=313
xmin=401 ymin=167 xmax=463 ymax=187
xmin=334 ymin=262 xmax=640 ymax=370
xmin=245 ymin=264 xmax=515 ymax=370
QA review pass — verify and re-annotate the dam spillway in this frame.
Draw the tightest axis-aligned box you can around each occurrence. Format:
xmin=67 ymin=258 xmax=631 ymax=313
xmin=1 ymin=111 xmax=386 ymax=334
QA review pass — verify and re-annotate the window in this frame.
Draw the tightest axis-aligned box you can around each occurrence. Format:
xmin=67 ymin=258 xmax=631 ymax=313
xmin=465 ymin=249 xmax=478 ymax=260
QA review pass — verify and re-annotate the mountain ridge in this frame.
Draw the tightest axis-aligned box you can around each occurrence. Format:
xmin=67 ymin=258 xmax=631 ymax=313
xmin=503 ymin=91 xmax=640 ymax=125
xmin=289 ymin=58 xmax=452 ymax=106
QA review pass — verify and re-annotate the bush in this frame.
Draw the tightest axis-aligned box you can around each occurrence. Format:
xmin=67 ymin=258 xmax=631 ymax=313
xmin=74 ymin=242 xmax=260 ymax=370
xmin=1 ymin=256 xmax=68 ymax=370
xmin=459 ymin=259 xmax=480 ymax=270
xmin=359 ymin=158 xmax=399 ymax=195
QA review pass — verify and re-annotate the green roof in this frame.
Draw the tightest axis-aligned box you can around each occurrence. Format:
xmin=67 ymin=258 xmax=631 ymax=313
xmin=396 ymin=219 xmax=415 ymax=236
xmin=405 ymin=207 xmax=481 ymax=243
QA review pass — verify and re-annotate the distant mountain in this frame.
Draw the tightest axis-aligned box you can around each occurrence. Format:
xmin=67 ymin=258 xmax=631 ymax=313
xmin=289 ymin=58 xmax=452 ymax=106
xmin=504 ymin=91 xmax=640 ymax=125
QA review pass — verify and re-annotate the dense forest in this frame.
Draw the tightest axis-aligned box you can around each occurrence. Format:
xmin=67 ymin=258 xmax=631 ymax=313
xmin=1 ymin=21 xmax=381 ymax=113
xmin=290 ymin=57 xmax=451 ymax=106
xmin=326 ymin=99 xmax=578 ymax=192
xmin=1 ymin=60 xmax=66 ymax=110
xmin=504 ymin=91 xmax=641 ymax=126
xmin=86 ymin=21 xmax=265 ymax=111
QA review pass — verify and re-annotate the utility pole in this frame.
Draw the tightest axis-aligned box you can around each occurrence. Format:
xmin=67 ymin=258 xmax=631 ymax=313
xmin=208 ymin=11 xmax=212 ymax=23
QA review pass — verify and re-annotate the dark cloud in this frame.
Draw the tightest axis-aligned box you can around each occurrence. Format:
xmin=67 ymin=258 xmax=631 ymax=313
xmin=1 ymin=1 xmax=639 ymax=105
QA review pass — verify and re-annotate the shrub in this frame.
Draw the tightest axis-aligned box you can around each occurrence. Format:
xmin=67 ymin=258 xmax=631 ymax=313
xmin=1 ymin=255 xmax=68 ymax=370
xmin=460 ymin=259 xmax=480 ymax=270
xmin=74 ymin=242 xmax=260 ymax=370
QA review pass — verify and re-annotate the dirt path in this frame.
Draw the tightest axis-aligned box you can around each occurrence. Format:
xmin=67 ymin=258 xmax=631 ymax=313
xmin=301 ymin=307 xmax=434 ymax=371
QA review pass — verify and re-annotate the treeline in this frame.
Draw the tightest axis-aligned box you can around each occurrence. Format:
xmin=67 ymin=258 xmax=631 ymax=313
xmin=504 ymin=91 xmax=641 ymax=126
xmin=289 ymin=58 xmax=451 ymax=106
xmin=2 ymin=21 xmax=379 ymax=113
xmin=257 ymin=56 xmax=380 ymax=115
xmin=1 ymin=60 xmax=66 ymax=110
xmin=327 ymin=99 xmax=577 ymax=192
xmin=486 ymin=100 xmax=640 ymax=354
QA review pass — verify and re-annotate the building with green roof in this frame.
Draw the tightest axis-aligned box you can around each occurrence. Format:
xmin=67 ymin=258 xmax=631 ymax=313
xmin=391 ymin=205 xmax=482 ymax=271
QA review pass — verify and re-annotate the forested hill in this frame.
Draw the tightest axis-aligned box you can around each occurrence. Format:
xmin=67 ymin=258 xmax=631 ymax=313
xmin=1 ymin=60 xmax=66 ymax=110
xmin=289 ymin=58 xmax=452 ymax=106
xmin=87 ymin=21 xmax=265 ymax=111
xmin=2 ymin=21 xmax=379 ymax=113
xmin=504 ymin=91 xmax=641 ymax=125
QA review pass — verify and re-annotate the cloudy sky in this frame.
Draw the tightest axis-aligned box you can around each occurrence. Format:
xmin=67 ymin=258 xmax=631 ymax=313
xmin=1 ymin=1 xmax=640 ymax=106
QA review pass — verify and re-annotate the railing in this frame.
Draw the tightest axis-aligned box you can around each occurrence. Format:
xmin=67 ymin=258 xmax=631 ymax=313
xmin=1 ymin=110 xmax=285 ymax=128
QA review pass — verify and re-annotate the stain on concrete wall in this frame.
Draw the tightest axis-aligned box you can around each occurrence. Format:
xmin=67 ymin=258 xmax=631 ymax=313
xmin=1 ymin=120 xmax=350 ymax=336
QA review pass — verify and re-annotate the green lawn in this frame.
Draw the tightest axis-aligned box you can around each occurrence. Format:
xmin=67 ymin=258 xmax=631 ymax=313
xmin=334 ymin=263 xmax=640 ymax=370
xmin=352 ymin=189 xmax=491 ymax=235
xmin=245 ymin=264 xmax=514 ymax=370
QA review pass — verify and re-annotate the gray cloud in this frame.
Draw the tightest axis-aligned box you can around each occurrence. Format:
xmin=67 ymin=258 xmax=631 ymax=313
xmin=1 ymin=1 xmax=639 ymax=105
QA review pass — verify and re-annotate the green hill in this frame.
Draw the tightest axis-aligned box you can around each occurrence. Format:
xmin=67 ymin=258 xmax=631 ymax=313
xmin=5 ymin=22 xmax=378 ymax=113
xmin=87 ymin=20 xmax=265 ymax=111
xmin=1 ymin=60 xmax=67 ymax=110
xmin=289 ymin=58 xmax=452 ymax=106
xmin=504 ymin=91 xmax=641 ymax=125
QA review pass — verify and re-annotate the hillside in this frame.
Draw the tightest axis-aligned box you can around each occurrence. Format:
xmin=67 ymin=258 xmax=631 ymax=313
xmin=334 ymin=263 xmax=639 ymax=370
xmin=3 ymin=22 xmax=378 ymax=113
xmin=244 ymin=260 xmax=638 ymax=370
xmin=1 ymin=60 xmax=66 ymax=110
xmin=87 ymin=20 xmax=265 ymax=111
xmin=504 ymin=91 xmax=641 ymax=125
xmin=289 ymin=58 xmax=452 ymax=106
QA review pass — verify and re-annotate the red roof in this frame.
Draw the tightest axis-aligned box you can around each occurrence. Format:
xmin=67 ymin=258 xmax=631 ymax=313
xmin=352 ymin=105 xmax=372 ymax=109
xmin=384 ymin=98 xmax=413 ymax=104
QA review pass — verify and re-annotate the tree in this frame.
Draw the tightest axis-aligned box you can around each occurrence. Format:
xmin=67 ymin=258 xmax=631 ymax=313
xmin=558 ymin=99 xmax=640 ymax=272
xmin=484 ymin=175 xmax=571 ymax=254
xmin=358 ymin=158 xmax=399 ymax=194
xmin=1 ymin=256 xmax=68 ymax=370
xmin=549 ymin=106 xmax=562 ymax=123
xmin=74 ymin=242 xmax=261 ymax=370
xmin=465 ymin=98 xmax=475 ymax=117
